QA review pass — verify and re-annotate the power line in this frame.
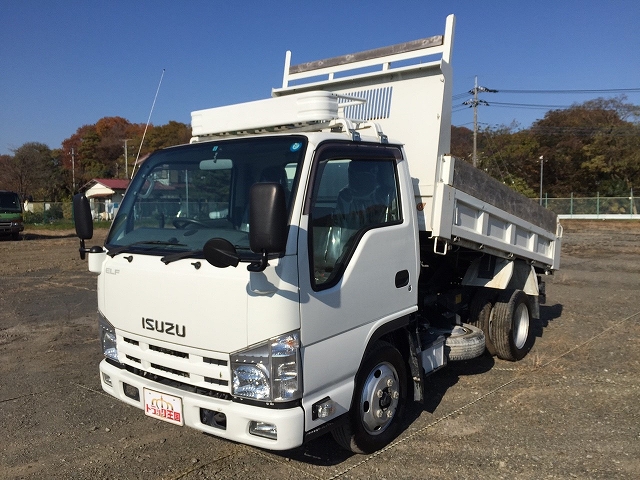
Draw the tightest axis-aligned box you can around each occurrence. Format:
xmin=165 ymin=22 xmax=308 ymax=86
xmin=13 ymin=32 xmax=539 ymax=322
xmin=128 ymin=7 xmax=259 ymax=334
xmin=453 ymin=86 xmax=640 ymax=98
xmin=487 ymin=101 xmax=571 ymax=110
xmin=493 ymin=87 xmax=640 ymax=94
xmin=453 ymin=101 xmax=566 ymax=111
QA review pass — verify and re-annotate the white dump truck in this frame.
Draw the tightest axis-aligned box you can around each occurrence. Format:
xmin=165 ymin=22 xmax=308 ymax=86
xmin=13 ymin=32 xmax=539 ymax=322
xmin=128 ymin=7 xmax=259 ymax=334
xmin=74 ymin=15 xmax=561 ymax=454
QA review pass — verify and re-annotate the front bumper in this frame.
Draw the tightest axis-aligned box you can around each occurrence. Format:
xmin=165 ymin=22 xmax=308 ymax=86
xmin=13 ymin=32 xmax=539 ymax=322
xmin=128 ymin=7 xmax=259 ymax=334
xmin=0 ymin=221 xmax=23 ymax=234
xmin=99 ymin=359 xmax=305 ymax=450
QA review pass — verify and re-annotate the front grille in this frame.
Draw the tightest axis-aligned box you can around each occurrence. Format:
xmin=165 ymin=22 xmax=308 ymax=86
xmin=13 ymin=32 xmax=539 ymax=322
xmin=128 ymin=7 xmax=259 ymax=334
xmin=118 ymin=334 xmax=231 ymax=396
xmin=124 ymin=364 xmax=232 ymax=401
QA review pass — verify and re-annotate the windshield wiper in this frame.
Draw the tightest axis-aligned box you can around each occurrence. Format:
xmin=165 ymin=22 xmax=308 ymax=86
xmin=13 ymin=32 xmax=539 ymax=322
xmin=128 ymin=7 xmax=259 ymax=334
xmin=107 ymin=240 xmax=188 ymax=257
xmin=161 ymin=250 xmax=203 ymax=265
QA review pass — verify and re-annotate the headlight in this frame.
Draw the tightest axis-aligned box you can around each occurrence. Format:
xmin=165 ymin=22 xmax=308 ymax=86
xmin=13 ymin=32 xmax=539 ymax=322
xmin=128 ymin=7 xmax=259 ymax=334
xmin=233 ymin=364 xmax=270 ymax=400
xmin=231 ymin=331 xmax=301 ymax=402
xmin=98 ymin=312 xmax=119 ymax=362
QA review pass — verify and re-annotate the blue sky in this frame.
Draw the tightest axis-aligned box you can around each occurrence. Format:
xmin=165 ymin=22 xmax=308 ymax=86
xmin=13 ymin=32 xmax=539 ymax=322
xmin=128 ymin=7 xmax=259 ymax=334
xmin=1 ymin=0 xmax=639 ymax=155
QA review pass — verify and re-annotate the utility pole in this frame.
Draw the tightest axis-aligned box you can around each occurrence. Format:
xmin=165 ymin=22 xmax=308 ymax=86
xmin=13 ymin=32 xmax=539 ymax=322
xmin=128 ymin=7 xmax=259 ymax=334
xmin=71 ymin=147 xmax=76 ymax=193
xmin=539 ymin=155 xmax=544 ymax=205
xmin=463 ymin=76 xmax=497 ymax=167
xmin=124 ymin=139 xmax=132 ymax=179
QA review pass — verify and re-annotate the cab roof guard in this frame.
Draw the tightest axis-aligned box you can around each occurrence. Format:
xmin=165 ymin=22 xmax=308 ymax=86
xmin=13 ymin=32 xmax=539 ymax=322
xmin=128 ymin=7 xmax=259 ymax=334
xmin=274 ymin=14 xmax=454 ymax=94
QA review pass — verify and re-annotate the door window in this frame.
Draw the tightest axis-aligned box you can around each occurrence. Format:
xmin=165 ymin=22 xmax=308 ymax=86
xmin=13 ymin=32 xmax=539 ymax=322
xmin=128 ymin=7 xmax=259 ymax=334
xmin=309 ymin=148 xmax=402 ymax=288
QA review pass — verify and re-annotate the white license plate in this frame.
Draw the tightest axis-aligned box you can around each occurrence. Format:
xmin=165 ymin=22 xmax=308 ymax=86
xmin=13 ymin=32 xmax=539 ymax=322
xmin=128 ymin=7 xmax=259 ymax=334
xmin=143 ymin=388 xmax=184 ymax=426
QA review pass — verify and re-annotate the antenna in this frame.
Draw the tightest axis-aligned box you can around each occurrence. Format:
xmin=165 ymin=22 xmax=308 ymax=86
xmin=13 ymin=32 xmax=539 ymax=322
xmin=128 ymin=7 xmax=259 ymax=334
xmin=130 ymin=68 xmax=165 ymax=179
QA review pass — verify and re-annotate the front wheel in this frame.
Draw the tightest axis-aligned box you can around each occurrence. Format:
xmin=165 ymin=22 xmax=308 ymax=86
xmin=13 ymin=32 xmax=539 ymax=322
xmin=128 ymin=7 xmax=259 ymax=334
xmin=332 ymin=342 xmax=407 ymax=454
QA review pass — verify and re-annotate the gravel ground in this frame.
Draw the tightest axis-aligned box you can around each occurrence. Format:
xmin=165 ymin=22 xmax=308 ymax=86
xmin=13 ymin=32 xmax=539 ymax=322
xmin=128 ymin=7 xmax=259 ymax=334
xmin=0 ymin=221 xmax=639 ymax=479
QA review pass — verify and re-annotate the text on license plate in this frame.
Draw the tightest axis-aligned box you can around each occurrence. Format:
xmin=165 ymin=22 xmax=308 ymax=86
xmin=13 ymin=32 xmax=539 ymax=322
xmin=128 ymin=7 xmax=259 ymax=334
xmin=143 ymin=388 xmax=184 ymax=426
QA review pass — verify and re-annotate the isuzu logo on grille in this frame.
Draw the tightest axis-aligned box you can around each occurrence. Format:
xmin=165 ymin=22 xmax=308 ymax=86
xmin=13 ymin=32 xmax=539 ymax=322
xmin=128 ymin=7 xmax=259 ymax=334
xmin=142 ymin=318 xmax=186 ymax=337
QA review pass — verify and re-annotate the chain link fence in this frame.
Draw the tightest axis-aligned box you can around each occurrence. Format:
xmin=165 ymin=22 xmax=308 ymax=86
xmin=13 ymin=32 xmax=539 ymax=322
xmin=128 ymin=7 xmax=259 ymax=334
xmin=22 ymin=199 xmax=112 ymax=227
xmin=21 ymin=195 xmax=640 ymax=227
xmin=539 ymin=194 xmax=639 ymax=219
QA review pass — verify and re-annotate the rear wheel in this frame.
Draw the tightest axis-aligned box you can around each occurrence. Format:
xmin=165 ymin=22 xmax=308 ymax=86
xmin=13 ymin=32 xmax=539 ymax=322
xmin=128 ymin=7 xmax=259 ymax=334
xmin=491 ymin=290 xmax=532 ymax=361
xmin=332 ymin=342 xmax=407 ymax=454
xmin=469 ymin=289 xmax=497 ymax=356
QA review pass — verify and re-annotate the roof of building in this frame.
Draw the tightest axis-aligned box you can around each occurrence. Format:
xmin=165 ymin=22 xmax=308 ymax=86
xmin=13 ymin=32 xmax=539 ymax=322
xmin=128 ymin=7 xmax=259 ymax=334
xmin=92 ymin=178 xmax=130 ymax=190
xmin=82 ymin=178 xmax=130 ymax=198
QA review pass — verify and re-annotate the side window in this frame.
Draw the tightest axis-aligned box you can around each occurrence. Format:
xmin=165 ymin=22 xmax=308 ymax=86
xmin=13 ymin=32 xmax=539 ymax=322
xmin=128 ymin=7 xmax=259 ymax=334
xmin=310 ymin=156 xmax=401 ymax=288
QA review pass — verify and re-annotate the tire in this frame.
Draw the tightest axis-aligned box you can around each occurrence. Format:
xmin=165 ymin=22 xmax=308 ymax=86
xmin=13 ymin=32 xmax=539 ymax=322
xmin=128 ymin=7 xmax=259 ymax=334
xmin=491 ymin=289 xmax=532 ymax=361
xmin=469 ymin=289 xmax=497 ymax=356
xmin=332 ymin=342 xmax=407 ymax=454
xmin=444 ymin=324 xmax=485 ymax=361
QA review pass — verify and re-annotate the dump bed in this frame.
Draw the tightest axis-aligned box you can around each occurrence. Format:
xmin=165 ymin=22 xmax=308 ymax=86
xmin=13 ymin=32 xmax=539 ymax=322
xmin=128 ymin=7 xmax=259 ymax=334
xmin=432 ymin=155 xmax=561 ymax=270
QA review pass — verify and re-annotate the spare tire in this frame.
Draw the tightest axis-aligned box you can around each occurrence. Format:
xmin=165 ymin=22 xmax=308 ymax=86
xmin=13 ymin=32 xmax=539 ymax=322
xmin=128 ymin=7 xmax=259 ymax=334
xmin=425 ymin=324 xmax=485 ymax=362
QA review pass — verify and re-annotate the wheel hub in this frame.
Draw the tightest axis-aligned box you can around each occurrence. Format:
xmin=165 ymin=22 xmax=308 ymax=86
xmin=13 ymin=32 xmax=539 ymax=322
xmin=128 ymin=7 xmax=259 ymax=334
xmin=513 ymin=303 xmax=530 ymax=349
xmin=360 ymin=363 xmax=400 ymax=434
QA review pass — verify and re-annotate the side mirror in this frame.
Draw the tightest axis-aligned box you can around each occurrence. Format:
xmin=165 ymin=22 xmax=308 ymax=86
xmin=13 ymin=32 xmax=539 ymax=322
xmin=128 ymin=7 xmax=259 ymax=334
xmin=248 ymin=183 xmax=288 ymax=272
xmin=73 ymin=193 xmax=94 ymax=259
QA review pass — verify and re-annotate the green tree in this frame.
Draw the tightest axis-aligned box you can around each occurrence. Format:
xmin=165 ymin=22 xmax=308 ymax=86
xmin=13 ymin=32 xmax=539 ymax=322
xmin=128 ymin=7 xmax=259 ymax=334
xmin=530 ymin=97 xmax=633 ymax=196
xmin=4 ymin=142 xmax=62 ymax=200
xmin=581 ymin=122 xmax=640 ymax=195
xmin=146 ymin=121 xmax=191 ymax=150
xmin=450 ymin=125 xmax=474 ymax=161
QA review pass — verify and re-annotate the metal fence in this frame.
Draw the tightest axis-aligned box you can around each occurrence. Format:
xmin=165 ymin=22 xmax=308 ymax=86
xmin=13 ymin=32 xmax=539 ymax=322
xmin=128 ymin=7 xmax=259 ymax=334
xmin=20 ymin=195 xmax=640 ymax=227
xmin=22 ymin=199 xmax=113 ymax=226
xmin=539 ymin=194 xmax=640 ymax=220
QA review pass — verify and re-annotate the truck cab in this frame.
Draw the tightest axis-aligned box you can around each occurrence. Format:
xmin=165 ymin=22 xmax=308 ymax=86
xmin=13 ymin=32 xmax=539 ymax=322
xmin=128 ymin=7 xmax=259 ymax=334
xmin=0 ymin=190 xmax=24 ymax=240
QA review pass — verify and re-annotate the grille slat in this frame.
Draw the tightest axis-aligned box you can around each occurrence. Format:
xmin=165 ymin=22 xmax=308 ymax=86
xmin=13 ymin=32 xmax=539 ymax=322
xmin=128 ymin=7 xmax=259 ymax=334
xmin=149 ymin=344 xmax=189 ymax=358
xmin=119 ymin=335 xmax=230 ymax=395
xmin=150 ymin=363 xmax=189 ymax=378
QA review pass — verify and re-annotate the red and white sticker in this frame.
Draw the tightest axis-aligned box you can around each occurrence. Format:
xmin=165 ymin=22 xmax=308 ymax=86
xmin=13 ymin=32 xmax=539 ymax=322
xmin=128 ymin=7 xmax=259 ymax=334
xmin=143 ymin=388 xmax=184 ymax=426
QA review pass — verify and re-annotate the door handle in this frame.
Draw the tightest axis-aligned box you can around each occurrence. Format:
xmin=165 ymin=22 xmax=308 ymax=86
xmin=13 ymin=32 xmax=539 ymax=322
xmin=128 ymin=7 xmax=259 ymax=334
xmin=395 ymin=270 xmax=409 ymax=288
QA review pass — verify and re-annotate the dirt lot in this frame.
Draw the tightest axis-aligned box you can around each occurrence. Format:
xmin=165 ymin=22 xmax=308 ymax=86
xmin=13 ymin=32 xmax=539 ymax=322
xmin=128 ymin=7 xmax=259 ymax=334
xmin=1 ymin=221 xmax=639 ymax=479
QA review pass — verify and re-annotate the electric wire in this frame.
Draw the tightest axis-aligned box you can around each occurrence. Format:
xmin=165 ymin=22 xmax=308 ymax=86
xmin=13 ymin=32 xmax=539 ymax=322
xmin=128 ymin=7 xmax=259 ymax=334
xmin=452 ymin=86 xmax=640 ymax=115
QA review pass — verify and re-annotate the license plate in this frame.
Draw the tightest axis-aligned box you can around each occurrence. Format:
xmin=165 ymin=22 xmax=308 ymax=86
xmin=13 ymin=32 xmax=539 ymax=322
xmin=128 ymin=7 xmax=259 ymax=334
xmin=143 ymin=388 xmax=184 ymax=426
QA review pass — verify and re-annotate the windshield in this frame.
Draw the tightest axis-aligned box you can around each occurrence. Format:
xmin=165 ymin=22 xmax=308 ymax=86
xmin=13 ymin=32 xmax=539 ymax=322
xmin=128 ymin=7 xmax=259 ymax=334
xmin=0 ymin=192 xmax=22 ymax=213
xmin=106 ymin=136 xmax=307 ymax=259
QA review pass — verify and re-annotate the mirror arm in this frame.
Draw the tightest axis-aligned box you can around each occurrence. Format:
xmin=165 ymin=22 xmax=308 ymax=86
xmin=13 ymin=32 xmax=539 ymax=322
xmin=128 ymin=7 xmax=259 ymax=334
xmin=79 ymin=239 xmax=87 ymax=260
xmin=78 ymin=240 xmax=104 ymax=260
xmin=247 ymin=250 xmax=269 ymax=272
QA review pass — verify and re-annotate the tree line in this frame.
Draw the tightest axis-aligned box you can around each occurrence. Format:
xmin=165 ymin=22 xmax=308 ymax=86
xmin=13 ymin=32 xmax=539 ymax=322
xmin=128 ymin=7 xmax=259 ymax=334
xmin=451 ymin=97 xmax=640 ymax=198
xmin=0 ymin=117 xmax=191 ymax=201
xmin=1 ymin=97 xmax=639 ymax=201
